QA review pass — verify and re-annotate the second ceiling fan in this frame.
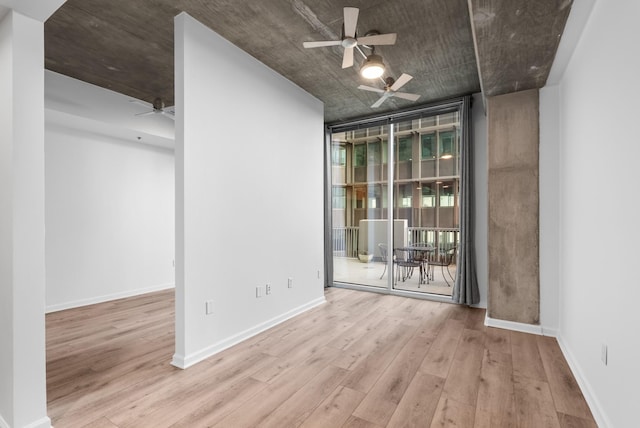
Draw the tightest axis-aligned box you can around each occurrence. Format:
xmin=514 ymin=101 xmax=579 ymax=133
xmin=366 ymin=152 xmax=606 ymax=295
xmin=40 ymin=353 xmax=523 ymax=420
xmin=302 ymin=7 xmax=397 ymax=69
xmin=358 ymin=74 xmax=421 ymax=108
xmin=130 ymin=97 xmax=175 ymax=120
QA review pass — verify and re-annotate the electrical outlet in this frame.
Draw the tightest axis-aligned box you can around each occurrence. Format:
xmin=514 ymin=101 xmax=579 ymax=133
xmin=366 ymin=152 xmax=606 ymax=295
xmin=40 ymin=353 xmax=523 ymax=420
xmin=256 ymin=286 xmax=262 ymax=298
xmin=601 ymin=344 xmax=608 ymax=365
xmin=288 ymin=277 xmax=293 ymax=288
xmin=266 ymin=283 xmax=272 ymax=295
xmin=205 ymin=300 xmax=214 ymax=315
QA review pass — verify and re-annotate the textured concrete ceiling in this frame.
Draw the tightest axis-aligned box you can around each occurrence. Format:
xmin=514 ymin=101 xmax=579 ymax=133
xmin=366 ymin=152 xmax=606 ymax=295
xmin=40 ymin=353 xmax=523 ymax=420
xmin=44 ymin=0 xmax=572 ymax=123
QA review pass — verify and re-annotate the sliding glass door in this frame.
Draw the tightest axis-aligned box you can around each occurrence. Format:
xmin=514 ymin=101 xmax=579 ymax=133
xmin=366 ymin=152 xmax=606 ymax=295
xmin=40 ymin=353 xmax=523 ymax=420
xmin=331 ymin=124 xmax=391 ymax=290
xmin=329 ymin=103 xmax=462 ymax=297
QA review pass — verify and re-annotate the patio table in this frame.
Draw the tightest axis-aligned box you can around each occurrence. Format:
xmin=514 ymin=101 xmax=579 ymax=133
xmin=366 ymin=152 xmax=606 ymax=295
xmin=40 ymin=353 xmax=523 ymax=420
xmin=394 ymin=246 xmax=434 ymax=285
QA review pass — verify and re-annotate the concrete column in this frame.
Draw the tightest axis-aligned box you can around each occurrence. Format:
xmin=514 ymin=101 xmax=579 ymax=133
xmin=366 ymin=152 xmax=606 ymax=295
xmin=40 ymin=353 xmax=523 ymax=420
xmin=487 ymin=89 xmax=540 ymax=324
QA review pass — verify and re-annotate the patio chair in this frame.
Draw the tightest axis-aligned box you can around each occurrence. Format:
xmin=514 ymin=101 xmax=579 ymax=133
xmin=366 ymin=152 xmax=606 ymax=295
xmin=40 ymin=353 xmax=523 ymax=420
xmin=428 ymin=247 xmax=456 ymax=286
xmin=378 ymin=243 xmax=389 ymax=279
xmin=411 ymin=243 xmax=434 ymax=286
xmin=394 ymin=248 xmax=421 ymax=284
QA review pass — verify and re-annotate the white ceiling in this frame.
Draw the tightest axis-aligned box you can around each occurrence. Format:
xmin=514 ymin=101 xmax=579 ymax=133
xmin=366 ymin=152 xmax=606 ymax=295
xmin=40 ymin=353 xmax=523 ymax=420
xmin=45 ymin=71 xmax=175 ymax=150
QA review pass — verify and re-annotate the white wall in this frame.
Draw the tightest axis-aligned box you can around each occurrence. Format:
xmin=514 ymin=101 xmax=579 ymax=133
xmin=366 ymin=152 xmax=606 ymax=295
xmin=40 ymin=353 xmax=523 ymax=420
xmin=44 ymin=123 xmax=175 ymax=311
xmin=0 ymin=9 xmax=50 ymax=428
xmin=553 ymin=0 xmax=640 ymax=426
xmin=0 ymin=13 xmax=14 ymax=426
xmin=472 ymin=93 xmax=488 ymax=309
xmin=173 ymin=13 xmax=325 ymax=368
xmin=539 ymin=84 xmax=560 ymax=335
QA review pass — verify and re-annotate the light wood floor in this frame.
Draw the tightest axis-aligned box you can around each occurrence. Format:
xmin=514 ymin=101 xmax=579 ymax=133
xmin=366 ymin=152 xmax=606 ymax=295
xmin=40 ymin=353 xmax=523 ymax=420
xmin=47 ymin=288 xmax=597 ymax=428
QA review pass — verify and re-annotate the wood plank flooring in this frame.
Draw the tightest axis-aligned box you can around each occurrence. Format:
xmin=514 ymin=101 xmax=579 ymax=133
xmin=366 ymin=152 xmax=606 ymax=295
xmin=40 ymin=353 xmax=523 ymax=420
xmin=46 ymin=288 xmax=596 ymax=427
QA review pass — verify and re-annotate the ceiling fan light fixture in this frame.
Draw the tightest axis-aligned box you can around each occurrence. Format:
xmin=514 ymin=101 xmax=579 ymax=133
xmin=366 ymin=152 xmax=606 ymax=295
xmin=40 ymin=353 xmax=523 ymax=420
xmin=360 ymin=54 xmax=385 ymax=79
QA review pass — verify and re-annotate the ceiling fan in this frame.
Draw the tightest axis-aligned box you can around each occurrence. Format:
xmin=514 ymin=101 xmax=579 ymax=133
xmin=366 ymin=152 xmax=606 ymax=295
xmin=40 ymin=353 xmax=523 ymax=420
xmin=302 ymin=7 xmax=397 ymax=69
xmin=358 ymin=74 xmax=421 ymax=108
xmin=130 ymin=97 xmax=175 ymax=120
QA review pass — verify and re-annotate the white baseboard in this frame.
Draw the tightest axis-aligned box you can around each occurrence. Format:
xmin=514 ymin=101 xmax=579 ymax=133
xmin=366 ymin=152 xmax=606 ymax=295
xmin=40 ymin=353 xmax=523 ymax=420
xmin=45 ymin=283 xmax=175 ymax=313
xmin=0 ymin=415 xmax=52 ymax=428
xmin=556 ymin=335 xmax=610 ymax=428
xmin=541 ymin=326 xmax=559 ymax=337
xmin=171 ymin=296 xmax=327 ymax=369
xmin=484 ymin=315 xmax=544 ymax=335
xmin=484 ymin=315 xmax=558 ymax=337
xmin=24 ymin=416 xmax=52 ymax=428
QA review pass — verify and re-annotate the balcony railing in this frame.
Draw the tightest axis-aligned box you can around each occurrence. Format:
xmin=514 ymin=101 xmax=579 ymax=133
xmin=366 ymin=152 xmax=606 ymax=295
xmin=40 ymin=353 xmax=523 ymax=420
xmin=332 ymin=226 xmax=459 ymax=260
xmin=332 ymin=227 xmax=359 ymax=258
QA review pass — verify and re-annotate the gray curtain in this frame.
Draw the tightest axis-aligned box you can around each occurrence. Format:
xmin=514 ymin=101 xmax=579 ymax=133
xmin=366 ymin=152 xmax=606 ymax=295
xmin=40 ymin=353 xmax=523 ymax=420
xmin=323 ymin=128 xmax=333 ymax=287
xmin=452 ymin=96 xmax=480 ymax=305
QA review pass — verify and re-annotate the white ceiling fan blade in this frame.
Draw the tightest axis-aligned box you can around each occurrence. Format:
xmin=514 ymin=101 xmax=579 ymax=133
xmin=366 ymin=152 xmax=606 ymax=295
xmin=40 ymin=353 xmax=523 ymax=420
xmin=357 ymin=33 xmax=397 ymax=46
xmin=343 ymin=7 xmax=359 ymax=38
xmin=163 ymin=106 xmax=175 ymax=115
xmin=358 ymin=85 xmax=385 ymax=94
xmin=392 ymin=92 xmax=421 ymax=102
xmin=303 ymin=40 xmax=342 ymax=48
xmin=390 ymin=73 xmax=413 ymax=91
xmin=135 ymin=111 xmax=155 ymax=117
xmin=372 ymin=93 xmax=392 ymax=108
xmin=161 ymin=110 xmax=175 ymax=120
xmin=342 ymin=47 xmax=354 ymax=68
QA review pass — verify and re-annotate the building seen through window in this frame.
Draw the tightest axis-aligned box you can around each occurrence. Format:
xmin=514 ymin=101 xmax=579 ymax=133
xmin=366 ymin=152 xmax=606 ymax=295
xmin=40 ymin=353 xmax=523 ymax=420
xmin=331 ymin=113 xmax=460 ymax=233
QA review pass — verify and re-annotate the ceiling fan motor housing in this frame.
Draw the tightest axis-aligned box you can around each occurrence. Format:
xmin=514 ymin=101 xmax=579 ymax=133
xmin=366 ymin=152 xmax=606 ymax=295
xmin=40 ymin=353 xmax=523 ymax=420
xmin=384 ymin=76 xmax=396 ymax=89
xmin=152 ymin=97 xmax=165 ymax=110
xmin=341 ymin=38 xmax=358 ymax=48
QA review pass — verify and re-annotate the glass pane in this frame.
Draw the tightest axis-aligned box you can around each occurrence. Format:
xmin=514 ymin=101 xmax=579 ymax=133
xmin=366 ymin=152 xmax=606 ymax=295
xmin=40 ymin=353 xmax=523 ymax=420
xmin=438 ymin=130 xmax=458 ymax=177
xmin=398 ymin=137 xmax=412 ymax=161
xmin=438 ymin=180 xmax=458 ymax=229
xmin=354 ymin=144 xmax=366 ymax=167
xmin=393 ymin=113 xmax=461 ymax=295
xmin=396 ymin=136 xmax=413 ymax=180
xmin=332 ymin=125 xmax=390 ymax=290
xmin=368 ymin=141 xmax=381 ymax=164
xmin=331 ymin=186 xmax=346 ymax=229
xmin=331 ymin=147 xmax=347 ymax=184
xmin=421 ymin=115 xmax=436 ymax=127
xmin=421 ymin=133 xmax=435 ymax=159
xmin=397 ymin=119 xmax=413 ymax=132
xmin=332 ymin=145 xmax=346 ymax=166
xmin=439 ymin=111 xmax=457 ymax=125
xmin=439 ymin=131 xmax=455 ymax=159
xmin=382 ymin=140 xmax=388 ymax=164
xmin=332 ymin=186 xmax=346 ymax=209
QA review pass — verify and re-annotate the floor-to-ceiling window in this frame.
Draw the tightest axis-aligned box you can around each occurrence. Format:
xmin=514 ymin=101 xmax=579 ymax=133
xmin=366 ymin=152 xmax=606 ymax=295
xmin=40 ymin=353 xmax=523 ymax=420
xmin=328 ymin=101 xmax=464 ymax=297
